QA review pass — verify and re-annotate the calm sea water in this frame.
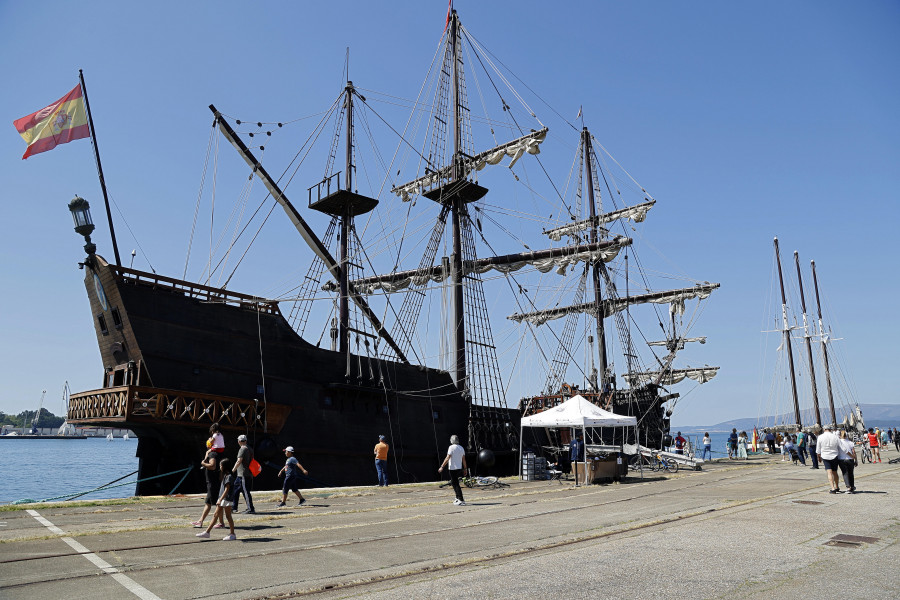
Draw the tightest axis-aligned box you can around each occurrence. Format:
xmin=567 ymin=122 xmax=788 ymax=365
xmin=670 ymin=432 xmax=763 ymax=458
xmin=1 ymin=437 xmax=139 ymax=504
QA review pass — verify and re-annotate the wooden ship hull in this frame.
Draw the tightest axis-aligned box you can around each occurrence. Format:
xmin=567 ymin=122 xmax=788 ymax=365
xmin=67 ymin=256 xmax=471 ymax=495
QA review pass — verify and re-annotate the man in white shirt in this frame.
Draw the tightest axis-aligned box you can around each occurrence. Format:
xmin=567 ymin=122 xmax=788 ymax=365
xmin=438 ymin=434 xmax=468 ymax=506
xmin=816 ymin=424 xmax=843 ymax=493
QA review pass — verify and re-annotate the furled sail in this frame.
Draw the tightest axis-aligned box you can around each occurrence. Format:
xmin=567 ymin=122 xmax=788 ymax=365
xmin=544 ymin=200 xmax=656 ymax=242
xmin=624 ymin=366 xmax=720 ymax=386
xmin=392 ymin=129 xmax=549 ymax=202
xmin=508 ymin=283 xmax=719 ymax=326
xmin=347 ymin=237 xmax=631 ymax=295
xmin=647 ymin=336 xmax=707 ymax=348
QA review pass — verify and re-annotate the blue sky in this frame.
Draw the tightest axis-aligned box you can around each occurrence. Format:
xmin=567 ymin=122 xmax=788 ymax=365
xmin=1 ymin=1 xmax=897 ymax=427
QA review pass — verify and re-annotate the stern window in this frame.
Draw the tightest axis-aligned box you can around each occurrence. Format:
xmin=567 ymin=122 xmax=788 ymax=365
xmin=97 ymin=314 xmax=109 ymax=335
xmin=111 ymin=307 xmax=123 ymax=329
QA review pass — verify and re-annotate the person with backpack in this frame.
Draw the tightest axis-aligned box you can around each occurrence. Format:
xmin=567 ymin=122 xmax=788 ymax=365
xmin=727 ymin=429 xmax=738 ymax=459
xmin=231 ymin=434 xmax=256 ymax=514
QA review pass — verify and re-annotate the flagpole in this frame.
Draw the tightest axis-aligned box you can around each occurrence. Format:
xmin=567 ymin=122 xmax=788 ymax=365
xmin=79 ymin=69 xmax=121 ymax=267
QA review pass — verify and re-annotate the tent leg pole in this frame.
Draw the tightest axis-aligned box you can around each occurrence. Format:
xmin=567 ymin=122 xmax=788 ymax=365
xmin=518 ymin=424 xmax=523 ymax=480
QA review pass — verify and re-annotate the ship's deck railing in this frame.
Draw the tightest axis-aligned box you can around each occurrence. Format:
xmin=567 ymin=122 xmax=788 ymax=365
xmin=110 ymin=265 xmax=281 ymax=315
xmin=67 ymin=386 xmax=289 ymax=433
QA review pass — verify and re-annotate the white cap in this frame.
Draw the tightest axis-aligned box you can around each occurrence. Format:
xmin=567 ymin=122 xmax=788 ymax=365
xmin=284 ymin=446 xmax=294 ymax=453
xmin=237 ymin=434 xmax=247 ymax=442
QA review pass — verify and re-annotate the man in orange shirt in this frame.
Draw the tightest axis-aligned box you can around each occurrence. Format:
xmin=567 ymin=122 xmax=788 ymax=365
xmin=867 ymin=428 xmax=881 ymax=463
xmin=374 ymin=435 xmax=390 ymax=486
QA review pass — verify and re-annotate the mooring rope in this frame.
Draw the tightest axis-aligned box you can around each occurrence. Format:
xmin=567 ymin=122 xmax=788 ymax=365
xmin=8 ymin=466 xmax=193 ymax=506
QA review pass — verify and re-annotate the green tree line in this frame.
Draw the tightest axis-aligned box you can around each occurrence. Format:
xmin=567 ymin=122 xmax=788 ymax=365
xmin=0 ymin=408 xmax=65 ymax=429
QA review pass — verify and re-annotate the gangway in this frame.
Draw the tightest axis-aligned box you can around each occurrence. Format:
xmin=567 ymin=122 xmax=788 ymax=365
xmin=626 ymin=445 xmax=703 ymax=471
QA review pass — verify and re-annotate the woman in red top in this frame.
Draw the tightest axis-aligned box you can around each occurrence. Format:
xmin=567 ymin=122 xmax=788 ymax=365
xmin=867 ymin=428 xmax=881 ymax=463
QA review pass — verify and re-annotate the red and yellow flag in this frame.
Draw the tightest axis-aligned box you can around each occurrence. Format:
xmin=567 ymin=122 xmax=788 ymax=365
xmin=13 ymin=84 xmax=89 ymax=159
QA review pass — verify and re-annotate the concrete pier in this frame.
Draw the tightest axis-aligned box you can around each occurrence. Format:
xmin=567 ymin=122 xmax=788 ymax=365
xmin=1 ymin=454 xmax=897 ymax=599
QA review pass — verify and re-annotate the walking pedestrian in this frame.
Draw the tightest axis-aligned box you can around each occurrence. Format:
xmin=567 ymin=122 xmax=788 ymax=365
xmin=277 ymin=446 xmax=308 ymax=507
xmin=725 ymin=429 xmax=737 ymax=459
xmin=191 ymin=447 xmax=225 ymax=529
xmin=374 ymin=434 xmax=389 ymax=487
xmin=438 ymin=434 xmax=467 ymax=505
xmin=570 ymin=433 xmax=585 ymax=482
xmin=816 ymin=424 xmax=843 ymax=493
xmin=808 ymin=427 xmax=819 ymax=469
xmin=231 ymin=434 xmax=255 ymax=514
xmin=765 ymin=430 xmax=776 ymax=454
xmin=196 ymin=458 xmax=236 ymax=540
xmin=837 ymin=430 xmax=857 ymax=493
xmin=866 ymin=428 xmax=881 ymax=463
xmin=894 ymin=428 xmax=899 ymax=452
xmin=796 ymin=428 xmax=808 ymax=463
xmin=737 ymin=431 xmax=748 ymax=459
xmin=674 ymin=431 xmax=686 ymax=455
xmin=881 ymin=429 xmax=890 ymax=451
xmin=701 ymin=433 xmax=712 ymax=461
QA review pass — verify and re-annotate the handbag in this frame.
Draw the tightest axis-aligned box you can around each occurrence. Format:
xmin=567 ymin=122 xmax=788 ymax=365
xmin=248 ymin=458 xmax=262 ymax=477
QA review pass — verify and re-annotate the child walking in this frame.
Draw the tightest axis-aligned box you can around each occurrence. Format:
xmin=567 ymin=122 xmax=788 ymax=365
xmin=196 ymin=458 xmax=237 ymax=541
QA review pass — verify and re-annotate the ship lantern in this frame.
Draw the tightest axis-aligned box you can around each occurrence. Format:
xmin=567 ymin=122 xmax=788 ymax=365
xmin=68 ymin=195 xmax=96 ymax=255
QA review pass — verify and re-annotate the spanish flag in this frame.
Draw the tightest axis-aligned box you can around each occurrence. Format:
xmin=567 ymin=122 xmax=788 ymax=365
xmin=13 ymin=84 xmax=89 ymax=159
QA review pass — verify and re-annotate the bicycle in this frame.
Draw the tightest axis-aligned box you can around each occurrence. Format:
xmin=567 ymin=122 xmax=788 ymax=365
xmin=629 ymin=454 xmax=652 ymax=472
xmin=461 ymin=471 xmax=501 ymax=488
xmin=653 ymin=453 xmax=679 ymax=473
xmin=858 ymin=442 xmax=873 ymax=464
xmin=628 ymin=453 xmax=678 ymax=473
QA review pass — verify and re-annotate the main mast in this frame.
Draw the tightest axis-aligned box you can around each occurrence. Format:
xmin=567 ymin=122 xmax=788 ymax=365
xmin=794 ymin=251 xmax=821 ymax=426
xmin=582 ymin=128 xmax=608 ymax=385
xmin=811 ymin=260 xmax=837 ymax=426
xmin=774 ymin=237 xmax=802 ymax=427
xmin=339 ymin=82 xmax=354 ymax=355
xmin=449 ymin=9 xmax=467 ymax=395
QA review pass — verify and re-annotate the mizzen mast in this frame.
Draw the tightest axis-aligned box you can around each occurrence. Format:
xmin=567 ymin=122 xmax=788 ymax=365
xmin=811 ymin=260 xmax=837 ymax=426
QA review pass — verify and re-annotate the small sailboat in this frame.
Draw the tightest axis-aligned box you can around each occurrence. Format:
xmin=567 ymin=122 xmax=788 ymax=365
xmin=123 ymin=432 xmax=129 ymax=440
xmin=106 ymin=432 xmax=114 ymax=441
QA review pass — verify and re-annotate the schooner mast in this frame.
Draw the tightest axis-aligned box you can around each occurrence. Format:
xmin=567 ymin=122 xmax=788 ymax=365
xmin=773 ymin=237 xmax=802 ymax=427
xmin=794 ymin=251 xmax=822 ymax=426
xmin=811 ymin=260 xmax=837 ymax=426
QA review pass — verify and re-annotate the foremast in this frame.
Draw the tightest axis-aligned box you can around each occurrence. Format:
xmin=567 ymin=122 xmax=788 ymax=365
xmin=209 ymin=104 xmax=407 ymax=364
xmin=774 ymin=237 xmax=802 ymax=427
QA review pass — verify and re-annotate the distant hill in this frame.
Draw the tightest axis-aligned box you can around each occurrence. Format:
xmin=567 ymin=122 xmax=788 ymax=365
xmin=675 ymin=403 xmax=900 ymax=434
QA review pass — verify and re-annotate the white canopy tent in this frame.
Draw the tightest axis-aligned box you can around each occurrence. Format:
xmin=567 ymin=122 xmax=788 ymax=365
xmin=519 ymin=395 xmax=639 ymax=484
